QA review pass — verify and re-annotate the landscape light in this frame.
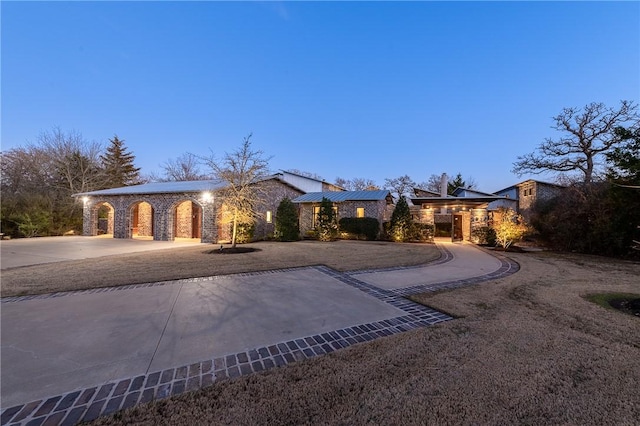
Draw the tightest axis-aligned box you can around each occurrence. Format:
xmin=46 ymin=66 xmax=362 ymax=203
xmin=202 ymin=192 xmax=213 ymax=203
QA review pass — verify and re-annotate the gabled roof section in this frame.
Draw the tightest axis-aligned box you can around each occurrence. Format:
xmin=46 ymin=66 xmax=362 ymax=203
xmin=279 ymin=170 xmax=346 ymax=190
xmin=494 ymin=179 xmax=565 ymax=194
xmin=451 ymin=187 xmax=499 ymax=197
xmin=73 ymin=174 xmax=300 ymax=198
xmin=410 ymin=195 xmax=509 ymax=209
xmin=293 ymin=190 xmax=391 ymax=203
xmin=413 ymin=187 xmax=440 ymax=197
xmin=73 ymin=180 xmax=226 ymax=197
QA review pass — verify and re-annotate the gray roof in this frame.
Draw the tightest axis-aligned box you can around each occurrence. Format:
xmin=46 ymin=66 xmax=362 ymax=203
xmin=74 ymin=180 xmax=226 ymax=196
xmin=293 ymin=190 xmax=391 ymax=203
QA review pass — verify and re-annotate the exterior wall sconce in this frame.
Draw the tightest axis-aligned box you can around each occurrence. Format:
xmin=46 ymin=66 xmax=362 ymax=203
xmin=82 ymin=196 xmax=89 ymax=205
xmin=201 ymin=192 xmax=213 ymax=204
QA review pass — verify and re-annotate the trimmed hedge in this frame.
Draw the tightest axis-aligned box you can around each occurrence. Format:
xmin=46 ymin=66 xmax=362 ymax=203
xmin=339 ymin=217 xmax=380 ymax=241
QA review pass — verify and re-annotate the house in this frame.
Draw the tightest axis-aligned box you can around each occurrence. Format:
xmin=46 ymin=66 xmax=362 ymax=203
xmin=73 ymin=171 xmax=329 ymax=243
xmin=494 ymin=179 xmax=564 ymax=221
xmin=409 ymin=174 xmax=509 ymax=241
xmin=74 ymin=167 xmax=562 ymax=244
xmin=292 ymin=190 xmax=395 ymax=236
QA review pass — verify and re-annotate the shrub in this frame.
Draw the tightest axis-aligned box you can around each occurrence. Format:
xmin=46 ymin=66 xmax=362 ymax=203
xmin=234 ymin=221 xmax=255 ymax=244
xmin=492 ymin=208 xmax=528 ymax=249
xmin=530 ymin=182 xmax=640 ymax=258
xmin=471 ymin=226 xmax=497 ymax=246
xmin=275 ymin=198 xmax=300 ymax=241
xmin=339 ymin=217 xmax=380 ymax=240
xmin=406 ymin=223 xmax=434 ymax=242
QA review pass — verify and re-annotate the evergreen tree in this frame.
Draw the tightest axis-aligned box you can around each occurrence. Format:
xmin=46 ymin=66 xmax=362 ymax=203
xmin=607 ymin=127 xmax=640 ymax=185
xmin=390 ymin=196 xmax=412 ymax=241
xmin=316 ymin=197 xmax=338 ymax=241
xmin=100 ymin=135 xmax=141 ymax=187
xmin=275 ymin=197 xmax=300 ymax=241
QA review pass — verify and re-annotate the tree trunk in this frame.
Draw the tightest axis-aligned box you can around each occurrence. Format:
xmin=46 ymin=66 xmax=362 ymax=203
xmin=231 ymin=208 xmax=238 ymax=248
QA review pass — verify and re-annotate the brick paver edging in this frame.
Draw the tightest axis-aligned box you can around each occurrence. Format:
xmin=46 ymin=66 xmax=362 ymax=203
xmin=1 ymin=245 xmax=519 ymax=426
xmin=384 ymin=249 xmax=520 ymax=297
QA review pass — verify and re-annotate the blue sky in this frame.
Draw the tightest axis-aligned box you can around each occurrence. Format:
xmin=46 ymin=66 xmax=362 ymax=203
xmin=2 ymin=1 xmax=638 ymax=192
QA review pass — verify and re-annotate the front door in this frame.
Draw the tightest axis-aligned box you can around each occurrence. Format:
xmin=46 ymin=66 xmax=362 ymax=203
xmin=192 ymin=204 xmax=202 ymax=239
xmin=453 ymin=214 xmax=463 ymax=241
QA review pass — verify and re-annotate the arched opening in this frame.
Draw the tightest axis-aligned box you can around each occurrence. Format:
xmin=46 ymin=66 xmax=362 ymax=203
xmin=93 ymin=202 xmax=115 ymax=237
xmin=131 ymin=201 xmax=154 ymax=239
xmin=97 ymin=203 xmax=115 ymax=236
xmin=173 ymin=200 xmax=202 ymax=241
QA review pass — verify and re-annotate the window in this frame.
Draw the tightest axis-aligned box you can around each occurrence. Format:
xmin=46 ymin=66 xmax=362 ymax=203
xmin=356 ymin=207 xmax=365 ymax=218
xmin=266 ymin=211 xmax=272 ymax=223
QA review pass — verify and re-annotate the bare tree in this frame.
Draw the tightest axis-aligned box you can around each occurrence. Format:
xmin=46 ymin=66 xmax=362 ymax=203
xmin=417 ymin=173 xmax=477 ymax=195
xmin=417 ymin=174 xmax=443 ymax=193
xmin=38 ymin=127 xmax=104 ymax=193
xmin=205 ymin=134 xmax=271 ymax=247
xmin=1 ymin=127 xmax=104 ymax=236
xmin=513 ymin=100 xmax=640 ymax=183
xmin=158 ymin=153 xmax=210 ymax=181
xmin=335 ymin=177 xmax=379 ymax=191
xmin=384 ymin=175 xmax=416 ymax=200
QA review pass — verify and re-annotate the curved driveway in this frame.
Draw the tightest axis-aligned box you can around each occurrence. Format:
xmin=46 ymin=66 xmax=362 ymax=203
xmin=0 ymin=241 xmax=518 ymax=426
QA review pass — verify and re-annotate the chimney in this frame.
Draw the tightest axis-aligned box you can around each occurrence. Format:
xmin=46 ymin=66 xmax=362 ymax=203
xmin=440 ymin=173 xmax=448 ymax=197
xmin=440 ymin=173 xmax=448 ymax=215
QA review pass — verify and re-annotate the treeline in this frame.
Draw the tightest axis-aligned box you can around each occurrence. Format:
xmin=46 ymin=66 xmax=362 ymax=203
xmin=1 ymin=128 xmax=141 ymax=237
xmin=529 ymin=127 xmax=640 ymax=258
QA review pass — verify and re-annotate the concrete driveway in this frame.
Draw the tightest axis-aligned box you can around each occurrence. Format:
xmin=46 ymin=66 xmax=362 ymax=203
xmin=0 ymin=241 xmax=518 ymax=426
xmin=0 ymin=236 xmax=200 ymax=269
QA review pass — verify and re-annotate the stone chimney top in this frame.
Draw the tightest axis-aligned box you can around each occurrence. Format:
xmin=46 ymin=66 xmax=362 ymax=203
xmin=440 ymin=173 xmax=448 ymax=197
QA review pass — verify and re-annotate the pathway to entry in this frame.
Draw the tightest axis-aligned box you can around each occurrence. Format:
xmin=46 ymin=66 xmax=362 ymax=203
xmin=0 ymin=242 xmax=518 ymax=426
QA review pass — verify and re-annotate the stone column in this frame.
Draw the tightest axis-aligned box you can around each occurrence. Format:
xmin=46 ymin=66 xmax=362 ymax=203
xmin=201 ymin=202 xmax=217 ymax=244
xmin=82 ymin=200 xmax=94 ymax=236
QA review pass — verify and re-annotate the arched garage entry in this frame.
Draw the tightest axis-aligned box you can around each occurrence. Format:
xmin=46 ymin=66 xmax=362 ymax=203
xmin=88 ymin=202 xmax=114 ymax=237
xmin=96 ymin=202 xmax=115 ymax=236
xmin=130 ymin=201 xmax=154 ymax=239
xmin=173 ymin=200 xmax=202 ymax=240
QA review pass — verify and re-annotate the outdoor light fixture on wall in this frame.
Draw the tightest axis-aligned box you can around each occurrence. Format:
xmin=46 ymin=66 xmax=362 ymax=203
xmin=82 ymin=196 xmax=89 ymax=205
xmin=201 ymin=192 xmax=213 ymax=204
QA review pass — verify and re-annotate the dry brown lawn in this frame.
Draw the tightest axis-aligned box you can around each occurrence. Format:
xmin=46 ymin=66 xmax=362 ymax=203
xmin=4 ymin=241 xmax=638 ymax=424
xmin=85 ymin=249 xmax=640 ymax=426
xmin=0 ymin=240 xmax=440 ymax=297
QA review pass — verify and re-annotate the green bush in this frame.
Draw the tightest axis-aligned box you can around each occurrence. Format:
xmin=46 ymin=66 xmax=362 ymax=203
xmin=339 ymin=217 xmax=380 ymax=240
xmin=406 ymin=223 xmax=434 ymax=242
xmin=275 ymin=198 xmax=300 ymax=241
xmin=235 ymin=222 xmax=255 ymax=244
xmin=471 ymin=226 xmax=497 ymax=246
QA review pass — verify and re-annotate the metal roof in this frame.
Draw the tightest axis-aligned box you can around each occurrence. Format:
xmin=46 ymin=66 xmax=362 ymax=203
xmin=74 ymin=180 xmax=226 ymax=196
xmin=293 ymin=190 xmax=391 ymax=203
xmin=410 ymin=195 xmax=509 ymax=209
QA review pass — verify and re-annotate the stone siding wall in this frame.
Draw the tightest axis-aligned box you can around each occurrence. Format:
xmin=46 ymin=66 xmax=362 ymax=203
xmin=83 ymin=193 xmax=217 ymax=243
xmin=174 ymin=201 xmax=194 ymax=238
xmin=298 ymin=200 xmax=387 ymax=235
xmin=136 ymin=202 xmax=154 ymax=237
xmin=253 ymin=181 xmax=303 ymax=241
xmin=518 ymin=181 xmax=563 ymax=221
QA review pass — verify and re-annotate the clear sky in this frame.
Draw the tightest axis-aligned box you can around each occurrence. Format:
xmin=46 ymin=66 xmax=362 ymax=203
xmin=2 ymin=1 xmax=639 ymax=192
